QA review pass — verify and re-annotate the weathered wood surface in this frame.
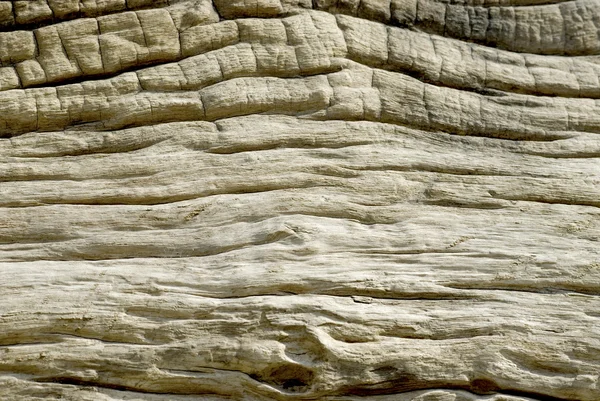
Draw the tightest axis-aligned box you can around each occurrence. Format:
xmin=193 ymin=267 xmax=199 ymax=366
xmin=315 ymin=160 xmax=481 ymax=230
xmin=1 ymin=0 xmax=599 ymax=400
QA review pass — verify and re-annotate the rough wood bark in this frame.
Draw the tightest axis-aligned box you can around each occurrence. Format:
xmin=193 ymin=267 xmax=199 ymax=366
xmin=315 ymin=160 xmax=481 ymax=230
xmin=1 ymin=0 xmax=599 ymax=400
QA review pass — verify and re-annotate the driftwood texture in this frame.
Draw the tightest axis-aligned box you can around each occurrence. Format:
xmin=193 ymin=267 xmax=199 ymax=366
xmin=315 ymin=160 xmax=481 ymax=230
xmin=1 ymin=0 xmax=600 ymax=400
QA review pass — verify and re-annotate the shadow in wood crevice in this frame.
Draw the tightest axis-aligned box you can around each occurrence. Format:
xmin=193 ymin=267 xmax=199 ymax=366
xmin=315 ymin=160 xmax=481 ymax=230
xmin=32 ymin=376 xmax=192 ymax=395
xmin=340 ymin=375 xmax=579 ymax=401
xmin=249 ymin=362 xmax=315 ymax=393
xmin=341 ymin=371 xmax=424 ymax=396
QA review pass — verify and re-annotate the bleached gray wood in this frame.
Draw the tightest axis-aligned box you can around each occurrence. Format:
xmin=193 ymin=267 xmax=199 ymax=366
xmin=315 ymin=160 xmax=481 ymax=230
xmin=0 ymin=1 xmax=599 ymax=400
